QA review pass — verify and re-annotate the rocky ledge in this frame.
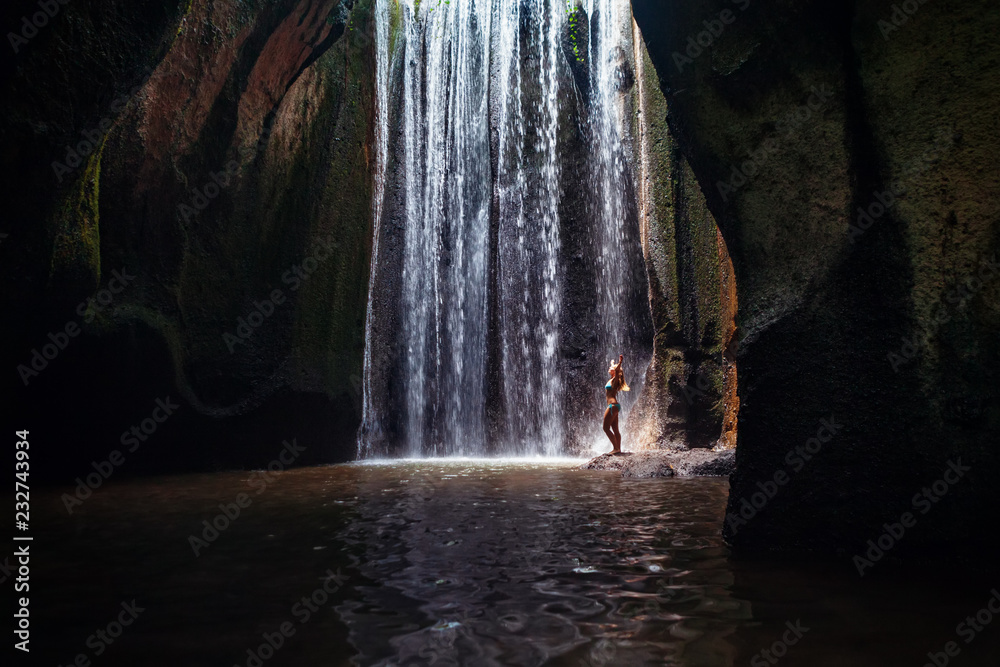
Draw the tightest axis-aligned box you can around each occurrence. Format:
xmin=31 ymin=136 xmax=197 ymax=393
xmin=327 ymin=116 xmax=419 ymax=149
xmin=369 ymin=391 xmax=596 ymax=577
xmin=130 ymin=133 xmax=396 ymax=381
xmin=582 ymin=448 xmax=735 ymax=478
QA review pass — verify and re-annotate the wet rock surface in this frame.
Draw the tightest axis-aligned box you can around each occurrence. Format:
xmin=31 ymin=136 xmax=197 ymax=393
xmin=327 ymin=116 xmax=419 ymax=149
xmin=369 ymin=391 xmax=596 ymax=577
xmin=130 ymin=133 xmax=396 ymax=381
xmin=583 ymin=448 xmax=734 ymax=478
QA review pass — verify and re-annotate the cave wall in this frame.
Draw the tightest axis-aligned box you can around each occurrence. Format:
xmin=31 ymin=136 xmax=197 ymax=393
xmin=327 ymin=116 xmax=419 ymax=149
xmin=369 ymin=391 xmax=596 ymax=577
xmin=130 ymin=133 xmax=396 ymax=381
xmin=628 ymin=22 xmax=736 ymax=451
xmin=3 ymin=0 xmax=376 ymax=478
xmin=632 ymin=0 xmax=1000 ymax=556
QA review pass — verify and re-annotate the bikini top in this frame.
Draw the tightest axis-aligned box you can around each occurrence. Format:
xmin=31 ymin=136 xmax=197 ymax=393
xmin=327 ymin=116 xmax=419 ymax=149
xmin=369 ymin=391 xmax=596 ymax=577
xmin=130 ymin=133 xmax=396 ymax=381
xmin=605 ymin=382 xmax=613 ymax=390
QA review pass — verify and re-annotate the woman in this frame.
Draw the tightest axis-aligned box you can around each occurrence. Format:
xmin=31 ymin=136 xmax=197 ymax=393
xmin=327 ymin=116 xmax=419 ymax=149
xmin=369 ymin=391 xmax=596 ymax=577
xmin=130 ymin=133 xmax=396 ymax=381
xmin=603 ymin=354 xmax=630 ymax=453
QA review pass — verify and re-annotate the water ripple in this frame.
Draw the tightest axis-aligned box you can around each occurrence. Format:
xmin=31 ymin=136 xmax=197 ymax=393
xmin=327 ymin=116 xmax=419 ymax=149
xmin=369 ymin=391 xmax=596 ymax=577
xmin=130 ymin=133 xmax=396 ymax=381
xmin=335 ymin=460 xmax=742 ymax=666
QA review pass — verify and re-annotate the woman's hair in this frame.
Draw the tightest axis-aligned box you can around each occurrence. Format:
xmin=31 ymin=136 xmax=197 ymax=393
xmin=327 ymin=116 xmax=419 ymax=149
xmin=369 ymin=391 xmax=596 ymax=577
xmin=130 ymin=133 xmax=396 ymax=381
xmin=609 ymin=363 xmax=630 ymax=392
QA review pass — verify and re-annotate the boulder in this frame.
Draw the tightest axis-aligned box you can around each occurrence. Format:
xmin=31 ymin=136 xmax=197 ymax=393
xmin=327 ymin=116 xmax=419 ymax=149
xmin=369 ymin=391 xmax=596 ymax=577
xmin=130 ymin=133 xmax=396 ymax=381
xmin=583 ymin=448 xmax=735 ymax=478
xmin=632 ymin=0 xmax=1000 ymax=557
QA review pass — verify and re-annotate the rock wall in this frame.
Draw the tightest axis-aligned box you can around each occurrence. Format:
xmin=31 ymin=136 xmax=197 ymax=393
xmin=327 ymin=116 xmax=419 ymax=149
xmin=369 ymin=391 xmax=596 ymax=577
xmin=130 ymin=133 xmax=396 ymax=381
xmin=628 ymin=22 xmax=736 ymax=451
xmin=4 ymin=0 xmax=376 ymax=477
xmin=632 ymin=0 xmax=1000 ymax=556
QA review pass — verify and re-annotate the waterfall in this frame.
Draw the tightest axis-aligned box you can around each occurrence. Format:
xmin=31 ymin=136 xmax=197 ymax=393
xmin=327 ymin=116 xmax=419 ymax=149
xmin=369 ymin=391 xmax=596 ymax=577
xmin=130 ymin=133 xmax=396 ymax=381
xmin=398 ymin=0 xmax=492 ymax=457
xmin=361 ymin=0 xmax=644 ymax=458
xmin=494 ymin=0 xmax=565 ymax=456
xmin=358 ymin=0 xmax=393 ymax=459
xmin=585 ymin=0 xmax=633 ymax=363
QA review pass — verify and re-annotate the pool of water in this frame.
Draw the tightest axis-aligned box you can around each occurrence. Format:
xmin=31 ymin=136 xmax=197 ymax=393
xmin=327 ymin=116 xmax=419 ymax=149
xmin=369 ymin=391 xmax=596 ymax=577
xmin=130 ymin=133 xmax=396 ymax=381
xmin=27 ymin=459 xmax=1000 ymax=666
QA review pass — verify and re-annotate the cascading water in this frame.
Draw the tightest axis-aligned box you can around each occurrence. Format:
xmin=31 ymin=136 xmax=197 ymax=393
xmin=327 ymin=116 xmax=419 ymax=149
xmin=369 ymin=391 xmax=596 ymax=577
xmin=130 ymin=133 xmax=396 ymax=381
xmin=360 ymin=0 xmax=645 ymax=458
xmin=494 ymin=0 xmax=566 ymax=456
xmin=585 ymin=0 xmax=634 ymax=363
xmin=398 ymin=0 xmax=492 ymax=457
xmin=358 ymin=0 xmax=393 ymax=459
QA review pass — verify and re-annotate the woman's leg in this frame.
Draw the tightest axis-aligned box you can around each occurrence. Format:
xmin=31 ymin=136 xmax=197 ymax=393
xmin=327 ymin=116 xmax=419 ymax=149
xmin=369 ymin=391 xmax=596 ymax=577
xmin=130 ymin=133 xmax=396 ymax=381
xmin=603 ymin=407 xmax=616 ymax=450
xmin=611 ymin=409 xmax=621 ymax=452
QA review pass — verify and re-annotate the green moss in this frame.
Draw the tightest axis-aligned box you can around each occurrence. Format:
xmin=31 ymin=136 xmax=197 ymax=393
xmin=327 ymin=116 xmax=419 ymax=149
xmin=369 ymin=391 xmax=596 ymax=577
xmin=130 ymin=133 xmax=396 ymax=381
xmin=638 ymin=40 xmax=680 ymax=332
xmin=630 ymin=33 xmax=732 ymax=441
xmin=170 ymin=0 xmax=378 ymax=401
xmin=175 ymin=0 xmax=194 ymax=37
xmin=290 ymin=0 xmax=378 ymax=396
xmin=49 ymin=137 xmax=106 ymax=290
xmin=566 ymin=4 xmax=586 ymax=63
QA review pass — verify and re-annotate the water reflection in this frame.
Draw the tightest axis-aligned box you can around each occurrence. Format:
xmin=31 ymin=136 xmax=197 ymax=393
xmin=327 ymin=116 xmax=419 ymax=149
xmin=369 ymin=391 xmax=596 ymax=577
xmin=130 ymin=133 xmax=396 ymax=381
xmin=337 ymin=460 xmax=746 ymax=665
xmin=30 ymin=460 xmax=1000 ymax=666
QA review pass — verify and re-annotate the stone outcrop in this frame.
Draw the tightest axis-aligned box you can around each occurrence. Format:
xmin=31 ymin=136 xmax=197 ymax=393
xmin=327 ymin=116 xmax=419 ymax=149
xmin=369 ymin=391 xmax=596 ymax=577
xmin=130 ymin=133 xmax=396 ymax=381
xmin=583 ymin=447 xmax=734 ymax=477
xmin=632 ymin=0 xmax=1000 ymax=557
xmin=583 ymin=451 xmax=675 ymax=478
xmin=668 ymin=447 xmax=736 ymax=477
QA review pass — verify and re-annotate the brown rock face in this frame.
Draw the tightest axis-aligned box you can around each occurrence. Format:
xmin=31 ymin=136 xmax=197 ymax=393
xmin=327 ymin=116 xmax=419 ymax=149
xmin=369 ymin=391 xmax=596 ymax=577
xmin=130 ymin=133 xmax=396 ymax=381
xmin=632 ymin=0 xmax=1000 ymax=556
xmin=4 ymin=0 xmax=375 ymax=477
xmin=717 ymin=228 xmax=738 ymax=450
